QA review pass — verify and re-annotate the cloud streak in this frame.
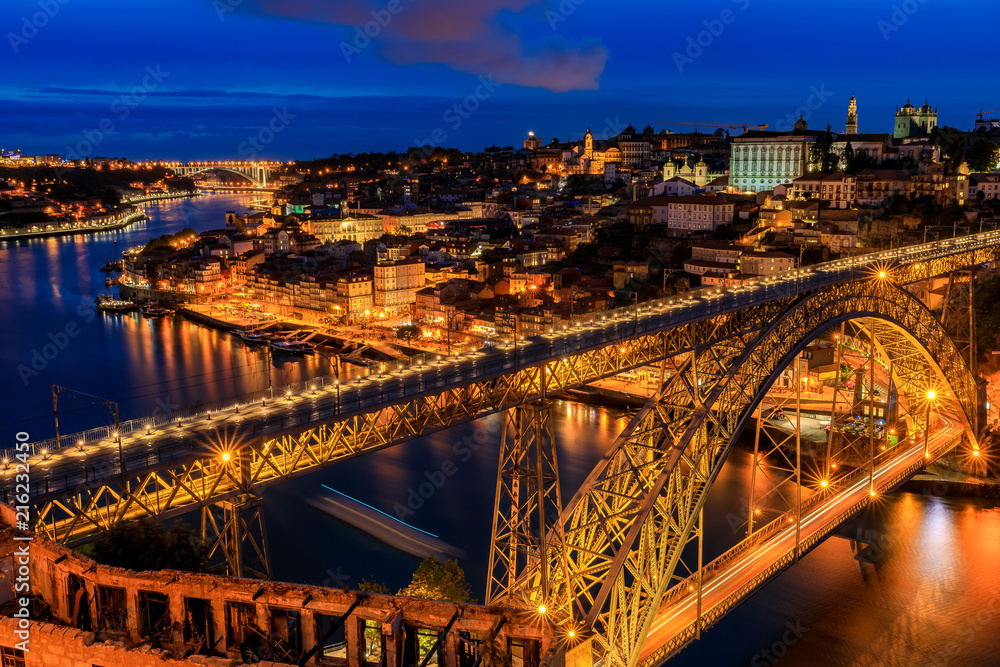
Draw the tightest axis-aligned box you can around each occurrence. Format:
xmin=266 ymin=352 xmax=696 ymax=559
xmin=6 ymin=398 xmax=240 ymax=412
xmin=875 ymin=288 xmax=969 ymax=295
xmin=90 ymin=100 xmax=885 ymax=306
xmin=242 ymin=0 xmax=608 ymax=92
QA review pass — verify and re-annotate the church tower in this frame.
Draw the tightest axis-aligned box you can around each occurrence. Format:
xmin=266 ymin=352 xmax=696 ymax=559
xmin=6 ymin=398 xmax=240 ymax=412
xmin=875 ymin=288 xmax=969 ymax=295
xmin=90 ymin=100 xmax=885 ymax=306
xmin=846 ymin=95 xmax=858 ymax=135
xmin=584 ymin=128 xmax=593 ymax=159
xmin=694 ymin=159 xmax=708 ymax=187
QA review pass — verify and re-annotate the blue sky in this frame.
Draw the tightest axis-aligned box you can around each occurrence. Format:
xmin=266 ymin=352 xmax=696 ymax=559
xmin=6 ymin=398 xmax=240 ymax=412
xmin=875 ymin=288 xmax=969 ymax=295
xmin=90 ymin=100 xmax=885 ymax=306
xmin=1 ymin=0 xmax=998 ymax=160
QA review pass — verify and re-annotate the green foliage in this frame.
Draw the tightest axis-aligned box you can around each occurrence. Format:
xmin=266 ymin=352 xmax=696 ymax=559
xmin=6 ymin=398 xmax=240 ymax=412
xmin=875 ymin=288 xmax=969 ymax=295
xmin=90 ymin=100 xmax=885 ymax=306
xmin=396 ymin=325 xmax=422 ymax=341
xmin=809 ymin=127 xmax=837 ymax=173
xmin=82 ymin=519 xmax=208 ymax=572
xmin=358 ymin=578 xmax=390 ymax=594
xmin=843 ymin=146 xmax=878 ymax=174
xmin=966 ymin=139 xmax=1000 ymax=173
xmin=397 ymin=556 xmax=474 ymax=603
xmin=839 ymin=362 xmax=853 ymax=384
xmin=144 ymin=227 xmax=196 ymax=252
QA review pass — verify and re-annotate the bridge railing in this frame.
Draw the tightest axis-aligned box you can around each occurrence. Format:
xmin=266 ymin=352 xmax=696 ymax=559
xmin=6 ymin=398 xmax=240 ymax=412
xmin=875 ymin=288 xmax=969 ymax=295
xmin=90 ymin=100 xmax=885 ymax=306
xmin=657 ymin=433 xmax=951 ymax=610
xmin=640 ymin=432 xmax=962 ymax=667
xmin=14 ymin=230 xmax=1000 ymax=464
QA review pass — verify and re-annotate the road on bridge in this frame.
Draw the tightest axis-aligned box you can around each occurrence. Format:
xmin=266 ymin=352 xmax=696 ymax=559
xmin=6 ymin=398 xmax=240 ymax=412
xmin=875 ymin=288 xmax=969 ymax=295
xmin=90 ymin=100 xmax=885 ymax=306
xmin=638 ymin=412 xmax=963 ymax=663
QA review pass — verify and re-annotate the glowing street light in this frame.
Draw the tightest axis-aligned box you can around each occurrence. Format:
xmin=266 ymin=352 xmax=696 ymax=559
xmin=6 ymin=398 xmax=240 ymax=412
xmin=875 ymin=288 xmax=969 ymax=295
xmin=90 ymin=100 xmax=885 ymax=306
xmin=924 ymin=390 xmax=936 ymax=457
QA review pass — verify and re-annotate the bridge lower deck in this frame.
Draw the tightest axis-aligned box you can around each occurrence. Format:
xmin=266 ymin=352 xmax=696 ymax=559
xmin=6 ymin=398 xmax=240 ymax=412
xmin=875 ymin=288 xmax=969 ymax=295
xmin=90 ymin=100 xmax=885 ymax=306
xmin=637 ymin=416 xmax=963 ymax=665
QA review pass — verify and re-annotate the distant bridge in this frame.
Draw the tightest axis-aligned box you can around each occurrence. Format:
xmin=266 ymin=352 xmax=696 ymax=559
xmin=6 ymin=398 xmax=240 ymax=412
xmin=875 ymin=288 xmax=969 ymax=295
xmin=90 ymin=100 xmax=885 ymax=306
xmin=10 ymin=231 xmax=999 ymax=667
xmin=166 ymin=160 xmax=284 ymax=187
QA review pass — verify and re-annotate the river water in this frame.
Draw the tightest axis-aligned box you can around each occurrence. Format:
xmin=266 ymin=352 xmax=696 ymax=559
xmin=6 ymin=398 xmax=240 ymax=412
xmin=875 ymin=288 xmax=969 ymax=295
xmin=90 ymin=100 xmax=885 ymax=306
xmin=2 ymin=193 xmax=997 ymax=665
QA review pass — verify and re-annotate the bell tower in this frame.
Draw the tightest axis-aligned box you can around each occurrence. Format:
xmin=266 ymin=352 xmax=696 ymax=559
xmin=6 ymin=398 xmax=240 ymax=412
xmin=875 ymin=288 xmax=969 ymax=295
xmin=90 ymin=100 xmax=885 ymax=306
xmin=846 ymin=95 xmax=858 ymax=135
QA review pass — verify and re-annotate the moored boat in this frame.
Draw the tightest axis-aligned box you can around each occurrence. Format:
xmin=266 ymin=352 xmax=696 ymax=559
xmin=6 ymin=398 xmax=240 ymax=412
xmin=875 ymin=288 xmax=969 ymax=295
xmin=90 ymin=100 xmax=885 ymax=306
xmin=139 ymin=303 xmax=170 ymax=317
xmin=269 ymin=338 xmax=315 ymax=355
xmin=237 ymin=329 xmax=271 ymax=343
xmin=94 ymin=294 xmax=136 ymax=312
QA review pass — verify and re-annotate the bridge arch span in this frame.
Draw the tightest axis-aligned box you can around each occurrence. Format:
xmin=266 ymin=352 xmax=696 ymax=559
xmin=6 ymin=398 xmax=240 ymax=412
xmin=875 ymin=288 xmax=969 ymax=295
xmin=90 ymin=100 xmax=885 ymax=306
xmin=525 ymin=278 xmax=980 ymax=667
xmin=181 ymin=166 xmax=265 ymax=187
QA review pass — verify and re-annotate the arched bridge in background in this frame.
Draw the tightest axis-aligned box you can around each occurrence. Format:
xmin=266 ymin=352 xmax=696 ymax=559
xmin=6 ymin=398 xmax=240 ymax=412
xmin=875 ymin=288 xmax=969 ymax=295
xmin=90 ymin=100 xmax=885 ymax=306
xmin=9 ymin=231 xmax=1000 ymax=667
xmin=166 ymin=160 xmax=282 ymax=187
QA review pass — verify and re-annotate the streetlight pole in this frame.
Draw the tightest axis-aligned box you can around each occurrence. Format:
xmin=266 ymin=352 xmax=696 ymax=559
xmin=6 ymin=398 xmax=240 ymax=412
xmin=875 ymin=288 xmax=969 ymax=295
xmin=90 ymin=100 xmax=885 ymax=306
xmin=924 ymin=390 xmax=935 ymax=458
xmin=52 ymin=385 xmax=124 ymax=486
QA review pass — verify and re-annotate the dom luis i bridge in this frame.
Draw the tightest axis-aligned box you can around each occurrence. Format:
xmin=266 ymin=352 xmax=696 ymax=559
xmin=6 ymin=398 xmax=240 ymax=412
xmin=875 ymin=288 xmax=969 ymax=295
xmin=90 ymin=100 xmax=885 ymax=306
xmin=7 ymin=231 xmax=998 ymax=667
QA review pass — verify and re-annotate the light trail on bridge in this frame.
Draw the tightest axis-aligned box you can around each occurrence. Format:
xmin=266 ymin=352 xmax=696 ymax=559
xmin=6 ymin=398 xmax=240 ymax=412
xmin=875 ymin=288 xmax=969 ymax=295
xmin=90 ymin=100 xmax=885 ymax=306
xmin=13 ymin=227 xmax=1000 ymax=468
xmin=637 ymin=412 xmax=962 ymax=664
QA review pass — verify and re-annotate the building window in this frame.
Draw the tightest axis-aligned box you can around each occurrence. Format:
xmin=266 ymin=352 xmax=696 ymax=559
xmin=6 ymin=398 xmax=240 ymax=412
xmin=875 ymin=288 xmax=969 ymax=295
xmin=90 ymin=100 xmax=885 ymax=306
xmin=1 ymin=647 xmax=26 ymax=667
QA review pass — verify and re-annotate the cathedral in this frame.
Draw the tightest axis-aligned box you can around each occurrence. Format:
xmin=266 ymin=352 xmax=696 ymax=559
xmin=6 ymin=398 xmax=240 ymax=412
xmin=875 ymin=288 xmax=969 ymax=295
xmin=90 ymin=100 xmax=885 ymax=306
xmin=893 ymin=100 xmax=938 ymax=138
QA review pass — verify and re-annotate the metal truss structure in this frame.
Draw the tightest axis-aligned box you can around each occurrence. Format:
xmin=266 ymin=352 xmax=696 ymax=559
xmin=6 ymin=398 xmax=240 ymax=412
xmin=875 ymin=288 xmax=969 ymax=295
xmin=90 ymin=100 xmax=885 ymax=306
xmin=507 ymin=276 xmax=981 ymax=667
xmin=21 ymin=235 xmax=999 ymax=665
xmin=940 ymin=268 xmax=978 ymax=377
xmin=201 ymin=494 xmax=272 ymax=579
xmin=487 ymin=401 xmax=567 ymax=608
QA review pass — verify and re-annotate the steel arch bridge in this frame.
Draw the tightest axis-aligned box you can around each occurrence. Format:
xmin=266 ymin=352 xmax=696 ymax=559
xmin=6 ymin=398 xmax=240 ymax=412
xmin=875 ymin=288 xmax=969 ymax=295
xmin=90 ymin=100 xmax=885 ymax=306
xmin=167 ymin=160 xmax=278 ymax=187
xmin=500 ymin=275 xmax=981 ymax=667
xmin=10 ymin=233 xmax=999 ymax=666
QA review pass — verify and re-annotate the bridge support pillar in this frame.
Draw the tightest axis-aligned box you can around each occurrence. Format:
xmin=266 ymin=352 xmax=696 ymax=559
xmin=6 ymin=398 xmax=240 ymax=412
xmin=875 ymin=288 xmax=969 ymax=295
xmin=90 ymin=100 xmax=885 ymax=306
xmin=487 ymin=400 xmax=565 ymax=609
xmin=201 ymin=494 xmax=272 ymax=580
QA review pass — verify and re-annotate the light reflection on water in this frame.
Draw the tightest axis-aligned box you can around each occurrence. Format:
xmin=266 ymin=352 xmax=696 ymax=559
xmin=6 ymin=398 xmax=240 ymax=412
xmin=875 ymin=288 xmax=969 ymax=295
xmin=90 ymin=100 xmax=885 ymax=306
xmin=2 ymin=194 xmax=998 ymax=665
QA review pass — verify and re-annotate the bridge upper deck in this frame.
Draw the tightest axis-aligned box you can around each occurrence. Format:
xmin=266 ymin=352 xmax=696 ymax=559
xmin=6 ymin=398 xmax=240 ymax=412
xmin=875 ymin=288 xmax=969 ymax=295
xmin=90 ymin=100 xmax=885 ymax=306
xmin=14 ymin=231 xmax=1000 ymax=501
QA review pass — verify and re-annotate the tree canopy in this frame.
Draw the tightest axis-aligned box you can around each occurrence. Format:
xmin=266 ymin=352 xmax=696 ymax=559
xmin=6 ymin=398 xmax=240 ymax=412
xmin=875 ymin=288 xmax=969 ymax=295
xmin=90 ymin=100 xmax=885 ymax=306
xmin=966 ymin=139 xmax=1000 ymax=173
xmin=397 ymin=556 xmax=474 ymax=603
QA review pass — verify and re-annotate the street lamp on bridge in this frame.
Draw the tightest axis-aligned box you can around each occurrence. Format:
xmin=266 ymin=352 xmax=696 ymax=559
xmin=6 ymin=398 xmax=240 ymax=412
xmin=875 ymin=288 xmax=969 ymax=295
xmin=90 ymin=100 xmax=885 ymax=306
xmin=924 ymin=390 xmax=936 ymax=458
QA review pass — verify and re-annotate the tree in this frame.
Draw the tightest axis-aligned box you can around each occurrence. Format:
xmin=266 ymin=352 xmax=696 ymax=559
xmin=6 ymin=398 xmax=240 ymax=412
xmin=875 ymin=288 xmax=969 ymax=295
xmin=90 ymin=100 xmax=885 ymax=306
xmin=397 ymin=556 xmax=474 ymax=603
xmin=358 ymin=578 xmax=390 ymax=595
xmin=396 ymin=325 xmax=422 ymax=341
xmin=809 ymin=128 xmax=836 ymax=173
xmin=966 ymin=139 xmax=1000 ymax=173
xmin=845 ymin=147 xmax=877 ymax=174
xmin=842 ymin=141 xmax=855 ymax=171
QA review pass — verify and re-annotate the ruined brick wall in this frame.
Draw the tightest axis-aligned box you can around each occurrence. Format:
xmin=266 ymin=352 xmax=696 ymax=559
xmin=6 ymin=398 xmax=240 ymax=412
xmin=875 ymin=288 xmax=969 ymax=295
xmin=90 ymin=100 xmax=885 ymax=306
xmin=0 ymin=510 xmax=548 ymax=667
xmin=0 ymin=616 xmax=232 ymax=667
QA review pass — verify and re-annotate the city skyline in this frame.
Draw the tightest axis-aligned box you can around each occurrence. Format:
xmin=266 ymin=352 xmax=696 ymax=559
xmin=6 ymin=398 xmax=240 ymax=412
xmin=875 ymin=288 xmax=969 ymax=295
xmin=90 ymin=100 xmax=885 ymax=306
xmin=3 ymin=0 xmax=1000 ymax=160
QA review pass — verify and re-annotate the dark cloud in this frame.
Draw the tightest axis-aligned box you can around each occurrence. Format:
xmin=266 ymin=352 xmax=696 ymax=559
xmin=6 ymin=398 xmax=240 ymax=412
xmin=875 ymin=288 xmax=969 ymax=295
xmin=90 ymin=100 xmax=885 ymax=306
xmin=244 ymin=0 xmax=608 ymax=92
